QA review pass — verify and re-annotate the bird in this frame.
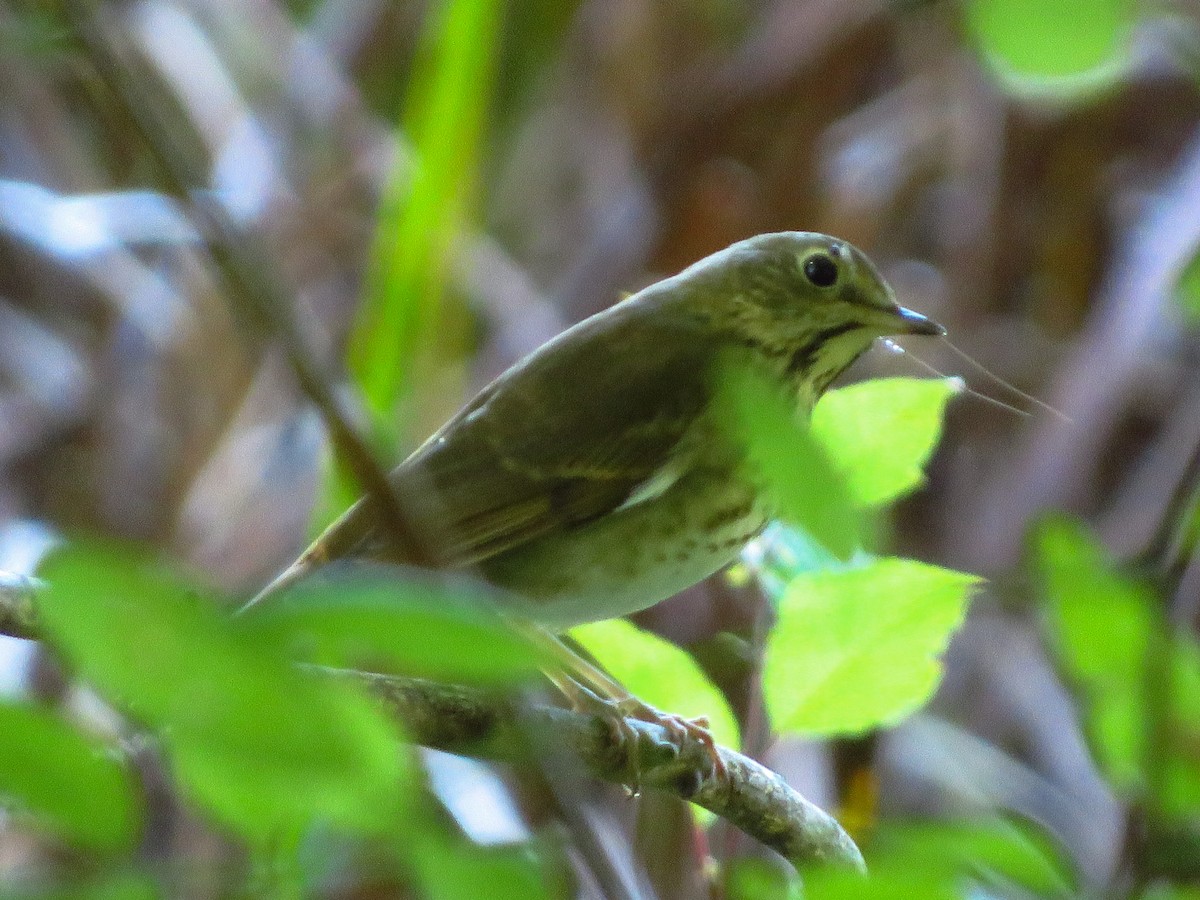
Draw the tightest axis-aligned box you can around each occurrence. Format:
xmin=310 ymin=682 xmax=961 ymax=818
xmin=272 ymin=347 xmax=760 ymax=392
xmin=247 ymin=231 xmax=943 ymax=772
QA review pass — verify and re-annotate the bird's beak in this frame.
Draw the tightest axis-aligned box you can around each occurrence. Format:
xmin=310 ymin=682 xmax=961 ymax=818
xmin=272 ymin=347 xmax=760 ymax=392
xmin=895 ymin=306 xmax=945 ymax=336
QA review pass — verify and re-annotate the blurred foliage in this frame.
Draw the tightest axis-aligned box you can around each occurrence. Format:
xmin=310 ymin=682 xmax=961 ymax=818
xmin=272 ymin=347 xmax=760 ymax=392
xmin=30 ymin=541 xmax=558 ymax=896
xmin=805 ymin=819 xmax=1075 ymax=899
xmin=326 ymin=0 xmax=502 ymax=521
xmin=40 ymin=541 xmax=413 ymax=843
xmin=1176 ymin=248 xmax=1200 ymax=327
xmin=0 ymin=0 xmax=1198 ymax=895
xmin=238 ymin=565 xmax=548 ymax=687
xmin=713 ymin=362 xmax=861 ymax=559
xmin=1036 ymin=516 xmax=1200 ymax=832
xmin=0 ymin=872 xmax=162 ymax=900
xmin=966 ymin=0 xmax=1136 ymax=96
xmin=351 ymin=0 xmax=498 ymax=417
xmin=0 ymin=700 xmax=138 ymax=852
xmin=725 ymin=818 xmax=1076 ymax=900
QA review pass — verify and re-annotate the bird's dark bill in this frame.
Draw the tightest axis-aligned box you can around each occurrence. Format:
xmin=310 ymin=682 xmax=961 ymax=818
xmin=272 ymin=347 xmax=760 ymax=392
xmin=896 ymin=307 xmax=945 ymax=336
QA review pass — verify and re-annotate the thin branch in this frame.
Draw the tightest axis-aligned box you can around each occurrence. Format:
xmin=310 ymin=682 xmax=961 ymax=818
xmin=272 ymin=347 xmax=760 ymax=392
xmin=0 ymin=577 xmax=863 ymax=873
xmin=353 ymin=670 xmax=865 ymax=873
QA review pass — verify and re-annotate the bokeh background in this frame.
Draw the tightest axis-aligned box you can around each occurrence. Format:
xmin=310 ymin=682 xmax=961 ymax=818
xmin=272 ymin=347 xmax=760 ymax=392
xmin=0 ymin=0 xmax=1198 ymax=896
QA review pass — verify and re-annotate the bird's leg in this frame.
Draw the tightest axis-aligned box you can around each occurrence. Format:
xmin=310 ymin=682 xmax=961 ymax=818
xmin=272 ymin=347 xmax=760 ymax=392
xmin=518 ymin=621 xmax=727 ymax=780
xmin=542 ymin=668 xmax=647 ymax=792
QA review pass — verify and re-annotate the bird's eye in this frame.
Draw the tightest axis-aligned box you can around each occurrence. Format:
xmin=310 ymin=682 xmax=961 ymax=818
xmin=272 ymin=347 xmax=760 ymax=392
xmin=803 ymin=253 xmax=839 ymax=288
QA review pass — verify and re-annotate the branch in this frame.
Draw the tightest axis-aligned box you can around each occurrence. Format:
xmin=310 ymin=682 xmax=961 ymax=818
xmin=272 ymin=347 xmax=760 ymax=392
xmin=0 ymin=578 xmax=863 ymax=872
xmin=341 ymin=671 xmax=864 ymax=871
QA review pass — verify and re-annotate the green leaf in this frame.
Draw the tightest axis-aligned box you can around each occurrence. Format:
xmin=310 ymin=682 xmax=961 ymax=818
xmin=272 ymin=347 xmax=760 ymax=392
xmin=1037 ymin=515 xmax=1200 ymax=819
xmin=714 ymin=362 xmax=860 ymax=559
xmin=803 ymin=871 xmax=958 ymax=900
xmin=350 ymin=0 xmax=502 ymax=422
xmin=811 ymin=378 xmax=959 ymax=508
xmin=1034 ymin=515 xmax=1155 ymax=788
xmin=570 ymin=619 xmax=739 ymax=750
xmin=0 ymin=701 xmax=138 ymax=851
xmin=764 ymin=558 xmax=979 ymax=736
xmin=723 ymin=856 xmax=800 ymax=900
xmin=237 ymin=565 xmax=546 ymax=686
xmin=0 ymin=871 xmax=161 ymax=900
xmin=39 ymin=541 xmax=410 ymax=842
xmin=806 ymin=818 xmax=1073 ymax=899
xmin=1175 ymin=247 xmax=1200 ymax=327
xmin=321 ymin=0 xmax=504 ymax=529
xmin=411 ymin=833 xmax=552 ymax=900
xmin=965 ymin=0 xmax=1136 ymax=98
xmin=867 ymin=820 xmax=1074 ymax=896
xmin=1161 ymin=634 xmax=1200 ymax=818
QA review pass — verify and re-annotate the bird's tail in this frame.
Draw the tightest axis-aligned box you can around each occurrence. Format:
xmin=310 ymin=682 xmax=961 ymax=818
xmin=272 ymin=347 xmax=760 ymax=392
xmin=238 ymin=541 xmax=327 ymax=614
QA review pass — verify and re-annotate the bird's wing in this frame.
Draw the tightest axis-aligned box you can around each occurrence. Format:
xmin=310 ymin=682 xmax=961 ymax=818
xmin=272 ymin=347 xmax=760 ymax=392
xmin=315 ymin=306 xmax=716 ymax=569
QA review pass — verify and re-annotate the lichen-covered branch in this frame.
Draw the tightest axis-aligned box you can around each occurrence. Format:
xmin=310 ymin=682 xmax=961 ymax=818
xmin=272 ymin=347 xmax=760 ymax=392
xmin=0 ymin=576 xmax=863 ymax=872
xmin=356 ymin=671 xmax=865 ymax=872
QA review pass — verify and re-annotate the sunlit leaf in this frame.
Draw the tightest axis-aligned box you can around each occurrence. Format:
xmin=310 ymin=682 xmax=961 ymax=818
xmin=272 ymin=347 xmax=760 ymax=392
xmin=966 ymin=0 xmax=1136 ymax=98
xmin=237 ymin=564 xmax=546 ymax=686
xmin=714 ymin=362 xmax=860 ymax=559
xmin=812 ymin=378 xmax=959 ymax=508
xmin=764 ymin=558 xmax=979 ymax=735
xmin=571 ymin=619 xmax=739 ymax=750
xmin=1034 ymin=515 xmax=1154 ymax=789
xmin=39 ymin=541 xmax=410 ymax=842
xmin=0 ymin=701 xmax=138 ymax=851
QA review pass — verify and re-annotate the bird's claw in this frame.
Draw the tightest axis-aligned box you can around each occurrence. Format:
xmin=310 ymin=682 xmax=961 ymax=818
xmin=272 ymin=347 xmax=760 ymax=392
xmin=560 ymin=680 xmax=727 ymax=786
xmin=613 ymin=698 xmax=727 ymax=781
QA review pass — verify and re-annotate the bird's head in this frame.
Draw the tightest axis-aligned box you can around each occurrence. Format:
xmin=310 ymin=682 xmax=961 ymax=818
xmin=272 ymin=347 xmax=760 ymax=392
xmin=668 ymin=231 xmax=944 ymax=401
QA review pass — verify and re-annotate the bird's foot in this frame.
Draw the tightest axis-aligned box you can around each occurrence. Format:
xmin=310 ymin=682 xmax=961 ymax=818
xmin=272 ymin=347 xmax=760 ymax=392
xmin=564 ymin=682 xmax=726 ymax=784
xmin=613 ymin=698 xmax=727 ymax=781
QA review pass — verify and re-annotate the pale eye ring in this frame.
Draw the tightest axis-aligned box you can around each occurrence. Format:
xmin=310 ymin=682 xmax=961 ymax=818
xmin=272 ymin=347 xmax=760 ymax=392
xmin=803 ymin=253 xmax=839 ymax=288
